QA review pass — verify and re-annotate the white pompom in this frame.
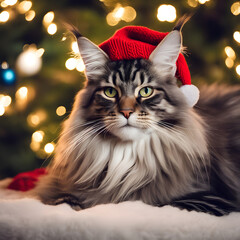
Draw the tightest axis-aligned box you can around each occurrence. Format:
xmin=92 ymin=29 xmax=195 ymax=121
xmin=180 ymin=84 xmax=199 ymax=107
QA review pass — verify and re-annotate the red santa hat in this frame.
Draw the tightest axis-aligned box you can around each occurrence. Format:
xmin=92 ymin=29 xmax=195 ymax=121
xmin=99 ymin=26 xmax=199 ymax=107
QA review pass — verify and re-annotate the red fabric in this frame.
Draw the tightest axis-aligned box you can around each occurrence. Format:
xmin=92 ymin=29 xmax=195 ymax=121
xmin=7 ymin=168 xmax=47 ymax=192
xmin=99 ymin=26 xmax=191 ymax=85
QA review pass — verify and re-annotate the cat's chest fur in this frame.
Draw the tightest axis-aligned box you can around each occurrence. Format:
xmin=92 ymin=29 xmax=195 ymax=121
xmin=58 ymin=120 xmax=208 ymax=208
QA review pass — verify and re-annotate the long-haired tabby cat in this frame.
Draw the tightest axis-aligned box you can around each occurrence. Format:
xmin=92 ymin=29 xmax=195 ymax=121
xmin=33 ymin=16 xmax=240 ymax=216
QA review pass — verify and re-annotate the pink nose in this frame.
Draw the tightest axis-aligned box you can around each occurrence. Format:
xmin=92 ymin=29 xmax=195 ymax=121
xmin=120 ymin=109 xmax=133 ymax=119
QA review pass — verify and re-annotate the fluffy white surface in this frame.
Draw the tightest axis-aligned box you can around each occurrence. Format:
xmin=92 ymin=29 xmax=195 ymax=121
xmin=0 ymin=179 xmax=240 ymax=240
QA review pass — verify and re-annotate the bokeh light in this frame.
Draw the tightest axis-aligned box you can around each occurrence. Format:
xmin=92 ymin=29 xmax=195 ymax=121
xmin=0 ymin=95 xmax=12 ymax=107
xmin=71 ymin=42 xmax=79 ymax=54
xmin=236 ymin=65 xmax=240 ymax=75
xmin=65 ymin=58 xmax=77 ymax=70
xmin=17 ymin=1 xmax=32 ymax=14
xmin=25 ymin=10 xmax=35 ymax=21
xmin=157 ymin=5 xmax=176 ymax=22
xmin=0 ymin=106 xmax=5 ymax=116
xmin=32 ymin=130 xmax=44 ymax=142
xmin=225 ymin=58 xmax=234 ymax=68
xmin=198 ymin=0 xmax=210 ymax=4
xmin=16 ymin=47 xmax=42 ymax=76
xmin=5 ymin=0 xmax=17 ymax=6
xmin=224 ymin=46 xmax=236 ymax=59
xmin=121 ymin=6 xmax=136 ymax=22
xmin=16 ymin=86 xmax=28 ymax=100
xmin=1 ymin=62 xmax=9 ymax=69
xmin=56 ymin=106 xmax=66 ymax=116
xmin=231 ymin=2 xmax=240 ymax=16
xmin=47 ymin=23 xmax=57 ymax=35
xmin=233 ymin=31 xmax=240 ymax=43
xmin=76 ymin=59 xmax=85 ymax=72
xmin=27 ymin=110 xmax=47 ymax=127
xmin=187 ymin=0 xmax=198 ymax=7
xmin=43 ymin=11 xmax=54 ymax=26
xmin=0 ymin=11 xmax=10 ymax=22
xmin=44 ymin=143 xmax=55 ymax=154
xmin=106 ymin=5 xmax=136 ymax=26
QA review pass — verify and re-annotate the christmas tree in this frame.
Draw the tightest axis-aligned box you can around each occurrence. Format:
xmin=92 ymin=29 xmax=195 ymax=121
xmin=0 ymin=0 xmax=239 ymax=179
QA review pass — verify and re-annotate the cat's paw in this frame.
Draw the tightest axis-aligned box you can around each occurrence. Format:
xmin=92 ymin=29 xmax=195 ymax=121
xmin=49 ymin=194 xmax=82 ymax=211
xmin=170 ymin=191 xmax=238 ymax=216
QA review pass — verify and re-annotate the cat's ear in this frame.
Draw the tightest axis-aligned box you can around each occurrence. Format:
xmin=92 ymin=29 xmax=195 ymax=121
xmin=149 ymin=31 xmax=181 ymax=76
xmin=149 ymin=31 xmax=182 ymax=78
xmin=70 ymin=26 xmax=109 ymax=79
xmin=149 ymin=15 xmax=189 ymax=76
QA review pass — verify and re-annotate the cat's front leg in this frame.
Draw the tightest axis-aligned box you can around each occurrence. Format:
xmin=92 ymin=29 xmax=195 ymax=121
xmin=170 ymin=191 xmax=239 ymax=216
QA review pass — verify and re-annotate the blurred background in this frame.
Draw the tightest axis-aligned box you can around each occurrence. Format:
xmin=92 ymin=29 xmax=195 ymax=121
xmin=0 ymin=0 xmax=239 ymax=179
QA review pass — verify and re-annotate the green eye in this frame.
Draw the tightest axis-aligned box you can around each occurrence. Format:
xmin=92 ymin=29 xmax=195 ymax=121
xmin=104 ymin=87 xmax=117 ymax=98
xmin=139 ymin=87 xmax=153 ymax=98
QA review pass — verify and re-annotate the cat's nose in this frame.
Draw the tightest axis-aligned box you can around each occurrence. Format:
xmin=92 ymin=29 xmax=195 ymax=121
xmin=120 ymin=109 xmax=134 ymax=119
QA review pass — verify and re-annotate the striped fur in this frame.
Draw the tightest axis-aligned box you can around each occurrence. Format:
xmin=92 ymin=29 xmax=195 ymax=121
xmin=33 ymin=22 xmax=240 ymax=216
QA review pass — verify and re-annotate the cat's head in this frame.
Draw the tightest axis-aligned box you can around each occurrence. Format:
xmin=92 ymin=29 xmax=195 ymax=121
xmin=71 ymin=18 xmax=196 ymax=141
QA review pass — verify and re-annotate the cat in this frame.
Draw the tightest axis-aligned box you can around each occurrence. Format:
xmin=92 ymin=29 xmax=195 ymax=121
xmin=33 ymin=16 xmax=240 ymax=216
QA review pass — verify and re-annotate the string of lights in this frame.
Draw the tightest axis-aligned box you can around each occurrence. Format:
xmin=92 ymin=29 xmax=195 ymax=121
xmin=0 ymin=0 xmax=239 ymax=163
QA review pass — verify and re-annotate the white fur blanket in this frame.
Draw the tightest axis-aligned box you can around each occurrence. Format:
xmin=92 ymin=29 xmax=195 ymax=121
xmin=0 ymin=179 xmax=240 ymax=240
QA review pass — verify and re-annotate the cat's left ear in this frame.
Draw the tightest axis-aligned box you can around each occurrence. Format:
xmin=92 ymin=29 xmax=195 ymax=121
xmin=70 ymin=26 xmax=109 ymax=80
xmin=149 ymin=30 xmax=181 ymax=77
xmin=149 ymin=15 xmax=199 ymax=107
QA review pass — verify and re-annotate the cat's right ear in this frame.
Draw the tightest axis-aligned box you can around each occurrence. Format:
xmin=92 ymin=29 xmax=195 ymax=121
xmin=70 ymin=26 xmax=109 ymax=80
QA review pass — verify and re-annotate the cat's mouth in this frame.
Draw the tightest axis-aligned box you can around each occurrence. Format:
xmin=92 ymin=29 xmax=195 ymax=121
xmin=121 ymin=123 xmax=137 ymax=129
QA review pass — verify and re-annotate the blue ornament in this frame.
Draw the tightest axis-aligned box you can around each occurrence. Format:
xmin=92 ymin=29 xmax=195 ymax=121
xmin=1 ymin=68 xmax=16 ymax=85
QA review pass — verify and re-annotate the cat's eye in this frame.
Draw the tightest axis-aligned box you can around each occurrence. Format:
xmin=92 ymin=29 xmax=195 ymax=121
xmin=104 ymin=87 xmax=117 ymax=98
xmin=139 ymin=87 xmax=153 ymax=98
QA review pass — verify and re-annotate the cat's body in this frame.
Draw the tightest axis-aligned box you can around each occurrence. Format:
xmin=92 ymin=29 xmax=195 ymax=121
xmin=34 ymin=18 xmax=240 ymax=216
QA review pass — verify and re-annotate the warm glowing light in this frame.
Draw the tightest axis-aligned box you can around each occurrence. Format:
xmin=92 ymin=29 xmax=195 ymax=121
xmin=17 ymin=1 xmax=32 ymax=14
xmin=231 ymin=2 xmax=240 ymax=16
xmin=236 ymin=65 xmax=240 ymax=75
xmin=106 ymin=4 xmax=136 ymax=26
xmin=198 ymin=0 xmax=210 ymax=4
xmin=16 ymin=47 xmax=42 ymax=76
xmin=30 ymin=141 xmax=40 ymax=151
xmin=225 ymin=58 xmax=234 ymax=68
xmin=47 ymin=23 xmax=57 ymax=35
xmin=106 ymin=12 xmax=119 ymax=26
xmin=44 ymin=143 xmax=55 ymax=154
xmin=27 ymin=110 xmax=47 ymax=127
xmin=121 ymin=6 xmax=136 ymax=22
xmin=32 ymin=130 xmax=44 ymax=142
xmin=114 ymin=6 xmax=125 ymax=19
xmin=56 ymin=106 xmax=66 ymax=116
xmin=28 ymin=114 xmax=40 ymax=126
xmin=188 ymin=0 xmax=198 ymax=7
xmin=25 ymin=10 xmax=35 ymax=21
xmin=0 ymin=95 xmax=12 ymax=107
xmin=43 ymin=11 xmax=54 ymax=25
xmin=71 ymin=42 xmax=79 ymax=54
xmin=224 ymin=46 xmax=236 ymax=59
xmin=1 ymin=1 xmax=8 ymax=7
xmin=76 ymin=58 xmax=85 ymax=72
xmin=5 ymin=0 xmax=17 ymax=6
xmin=157 ymin=5 xmax=177 ymax=22
xmin=36 ymin=48 xmax=45 ymax=57
xmin=65 ymin=58 xmax=77 ymax=70
xmin=0 ymin=106 xmax=5 ymax=116
xmin=16 ymin=86 xmax=28 ymax=100
xmin=61 ymin=36 xmax=67 ymax=41
xmin=1 ymin=62 xmax=9 ymax=69
xmin=0 ymin=11 xmax=10 ymax=22
xmin=233 ymin=31 xmax=240 ymax=43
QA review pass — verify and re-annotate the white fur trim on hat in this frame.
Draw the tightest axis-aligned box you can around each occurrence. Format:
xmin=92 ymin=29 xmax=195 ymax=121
xmin=180 ymin=84 xmax=199 ymax=107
